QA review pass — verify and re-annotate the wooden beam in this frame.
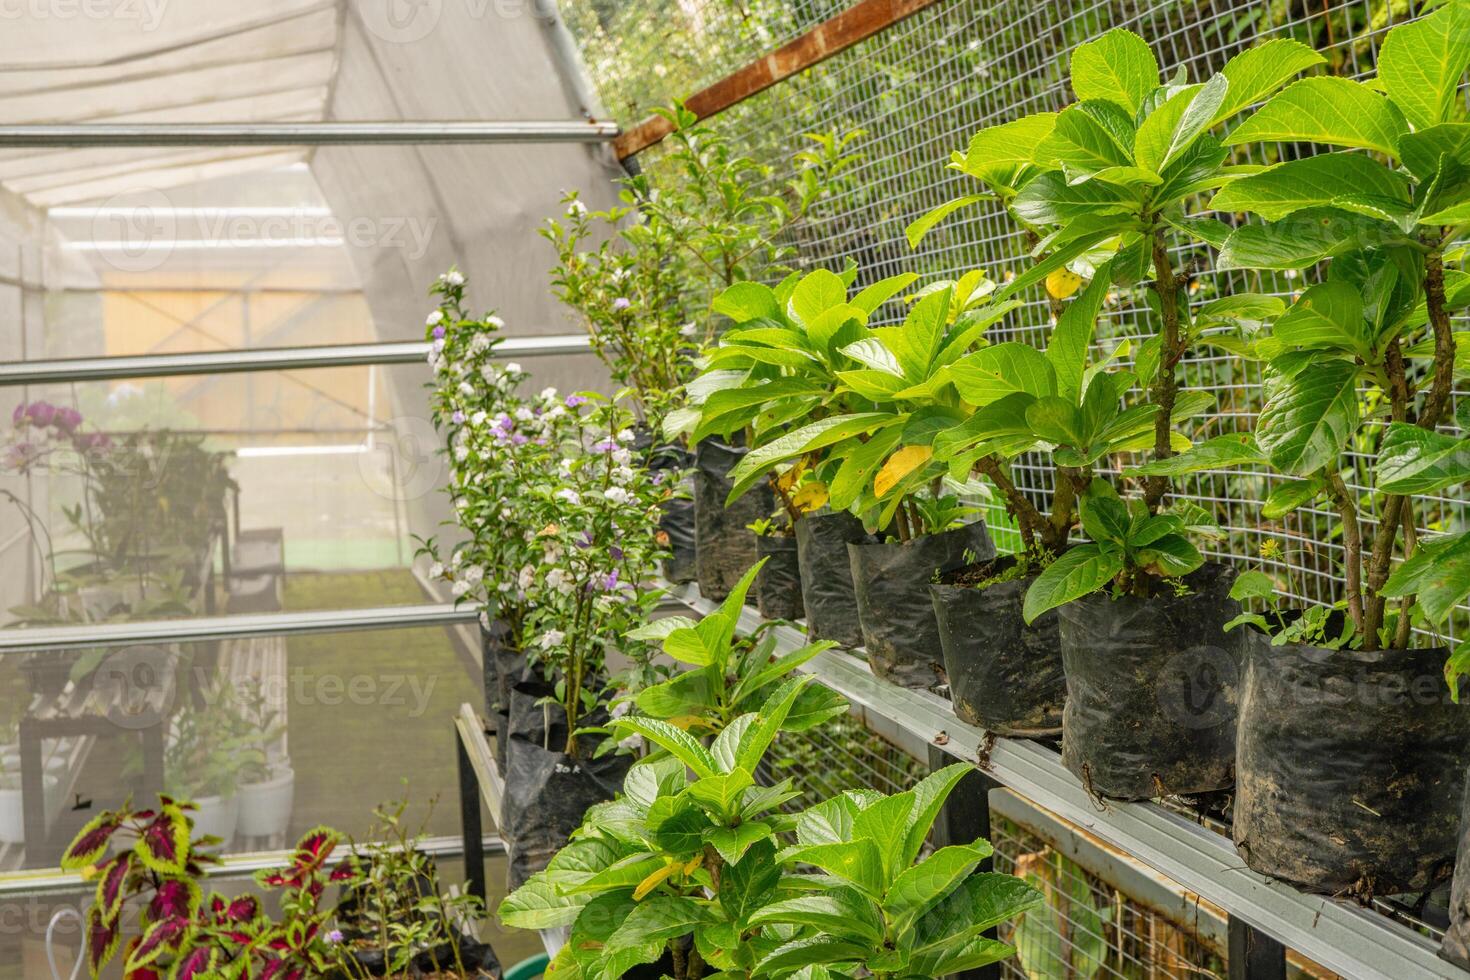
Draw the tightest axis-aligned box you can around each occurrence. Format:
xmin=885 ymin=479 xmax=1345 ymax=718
xmin=613 ymin=0 xmax=945 ymax=159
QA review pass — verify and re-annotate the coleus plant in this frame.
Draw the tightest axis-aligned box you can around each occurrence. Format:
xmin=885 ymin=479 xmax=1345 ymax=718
xmin=621 ymin=560 xmax=848 ymax=736
xmin=61 ymin=796 xmax=351 ymax=979
xmin=1149 ymin=2 xmax=1470 ymax=662
xmin=911 ymin=27 xmax=1324 ymax=514
xmin=707 ymin=267 xmax=1019 ymax=539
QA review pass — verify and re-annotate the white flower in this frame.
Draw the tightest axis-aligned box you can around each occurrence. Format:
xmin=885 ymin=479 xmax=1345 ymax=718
xmin=428 ymin=561 xmax=445 ymax=578
xmin=445 ymin=270 xmax=465 ymax=286
xmin=604 ymin=487 xmax=633 ymax=505
xmin=567 ymin=199 xmax=588 ymax=216
xmin=451 ymin=580 xmax=471 ymax=597
xmin=556 ymin=488 xmax=581 ymax=506
xmin=458 ymin=381 xmax=475 ymax=397
xmin=611 ymin=447 xmax=632 ymax=466
xmin=462 ymin=565 xmax=484 ymax=585
xmin=515 ymin=407 xmax=534 ymax=422
xmin=470 ymin=410 xmax=488 ymax=426
xmin=680 ymin=322 xmax=698 ymax=337
xmin=469 ymin=333 xmax=492 ymax=354
xmin=538 ymin=629 xmax=565 ymax=649
xmin=616 ymin=428 xmax=636 ymax=443
xmin=432 ymin=338 xmax=446 ymax=353
xmin=454 ymin=445 xmax=469 ymax=461
xmin=505 ymin=361 xmax=522 ymax=374
xmin=427 ymin=310 xmax=445 ymax=326
xmin=488 ymin=315 xmax=505 ymax=329
xmin=612 ymin=465 xmax=636 ymax=485
xmin=480 ymin=364 xmax=498 ymax=382
xmin=540 ymin=386 xmax=559 ymax=401
xmin=518 ymin=565 xmax=535 ymax=590
xmin=547 ymin=568 xmax=573 ymax=593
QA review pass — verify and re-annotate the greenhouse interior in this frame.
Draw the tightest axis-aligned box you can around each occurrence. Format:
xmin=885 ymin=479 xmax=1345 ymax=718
xmin=2 ymin=0 xmax=1470 ymax=977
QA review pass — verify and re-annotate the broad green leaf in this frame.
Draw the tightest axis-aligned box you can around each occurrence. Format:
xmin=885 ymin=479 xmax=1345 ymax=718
xmin=1210 ymin=154 xmax=1411 ymax=222
xmin=912 ymin=873 xmax=1046 ymax=953
xmin=755 ymin=937 xmax=869 ymax=974
xmin=852 ymin=273 xmax=920 ymax=314
xmin=1196 ymin=293 xmax=1287 ymax=323
xmin=734 ymin=675 xmax=812 ymax=773
xmin=498 ymin=873 xmax=590 ymax=930
xmin=1376 ymin=422 xmax=1470 ymax=493
xmin=610 ymin=717 xmax=717 ymax=778
xmin=719 ymin=839 xmax=781 ymax=927
xmin=1025 ymin=396 xmax=1087 ymax=448
xmin=1124 ymin=433 xmax=1264 ymax=476
xmin=1419 ymin=150 xmax=1470 ymax=225
xmin=884 ymin=844 xmax=992 ymax=929
xmin=1137 ymin=533 xmax=1204 ymax=577
xmin=728 ymin=413 xmax=899 ymax=500
xmin=852 ymin=792 xmax=916 ymax=882
xmin=1047 ymin=265 xmax=1111 ymax=403
xmin=914 ymin=936 xmax=1019 ymax=977
xmin=1217 ymin=209 xmax=1401 ymax=271
xmin=1378 ymin=1 xmax=1470 ymax=132
xmin=950 ymin=342 xmax=1057 ymax=406
xmin=620 ymin=758 xmax=687 ymax=810
xmin=842 ymin=336 xmax=904 ymax=375
xmin=1262 ymin=476 xmax=1324 ymax=519
xmin=561 ymin=852 xmax=666 ymax=895
xmin=1381 ymin=530 xmax=1470 ymax=623
xmin=795 ymin=793 xmax=862 ymax=847
xmin=882 ymin=289 xmax=950 ymax=381
xmin=1399 ymin=122 xmax=1470 ymax=182
xmin=993 ymin=230 xmax=1120 ymax=303
xmin=901 ymin=764 xmax=976 ymax=868
xmin=837 ymin=369 xmax=910 ymax=401
xmin=1230 ymin=570 xmax=1278 ymax=603
xmin=1071 ymin=29 xmax=1158 ymax=113
xmin=1134 ymin=74 xmax=1229 ymax=173
xmin=749 ymin=888 xmax=886 ymax=946
xmin=1023 ymin=544 xmax=1125 ymax=623
xmin=1213 ymin=39 xmax=1326 ymax=124
xmin=714 ymin=282 xmax=780 ymax=323
xmin=684 ymin=768 xmax=755 ymax=815
xmin=1256 ymin=360 xmax=1361 ymax=475
xmin=603 ymin=895 xmax=705 ymax=957
xmin=695 ymin=379 xmax=825 ymax=441
xmin=1047 ymin=101 xmax=1136 ymax=174
xmin=783 ymin=683 xmax=850 ymax=732
xmin=1225 ymin=76 xmax=1407 ymax=156
xmin=707 ymin=821 xmax=775 ymax=866
xmin=960 ymin=113 xmax=1059 ymax=174
xmin=1272 ymin=281 xmax=1372 ymax=357
xmin=828 ymin=426 xmax=904 ymax=510
xmin=782 ymin=839 xmax=887 ymax=897
xmin=789 ymin=270 xmax=848 ymax=326
xmin=906 ymin=195 xmax=992 ymax=247
xmin=1011 ymin=172 xmax=1139 ymax=226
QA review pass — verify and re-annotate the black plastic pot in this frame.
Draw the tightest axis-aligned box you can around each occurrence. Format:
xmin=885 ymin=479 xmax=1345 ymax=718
xmin=795 ymin=511 xmax=874 ymax=648
xmin=1442 ymin=778 xmax=1470 ymax=967
xmin=501 ymin=684 xmax=629 ymax=890
xmin=481 ymin=622 xmax=527 ymax=769
xmin=1057 ymin=562 xmax=1240 ymax=800
xmin=848 ymin=521 xmax=995 ymax=689
xmin=693 ymin=440 xmax=771 ymax=601
xmin=337 ymin=931 xmax=501 ymax=978
xmin=648 ymin=441 xmax=697 ymax=585
xmin=930 ymin=556 xmax=1065 ymax=736
xmin=1234 ymin=631 xmax=1470 ymax=897
xmin=755 ymin=534 xmax=804 ymax=621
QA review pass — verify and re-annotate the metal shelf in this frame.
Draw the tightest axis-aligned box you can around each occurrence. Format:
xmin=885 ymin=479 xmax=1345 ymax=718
xmin=661 ymin=581 xmax=1462 ymax=980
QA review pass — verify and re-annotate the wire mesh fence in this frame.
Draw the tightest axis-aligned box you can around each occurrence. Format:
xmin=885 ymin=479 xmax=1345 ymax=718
xmin=564 ymin=0 xmax=1470 ymax=663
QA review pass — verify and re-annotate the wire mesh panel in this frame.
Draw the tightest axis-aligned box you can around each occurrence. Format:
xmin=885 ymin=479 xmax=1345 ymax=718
xmin=563 ymin=0 xmax=1470 ymax=669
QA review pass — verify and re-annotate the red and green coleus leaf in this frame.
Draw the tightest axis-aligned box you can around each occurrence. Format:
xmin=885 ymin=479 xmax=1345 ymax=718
xmin=146 ymin=877 xmax=201 ymax=924
xmin=62 ymin=812 xmax=123 ymax=870
xmin=209 ymin=894 xmax=261 ymax=925
xmin=166 ymin=946 xmax=216 ymax=980
xmin=260 ymin=959 xmax=307 ymax=980
xmin=290 ymin=826 xmax=340 ymax=873
xmin=134 ymin=805 xmax=191 ymax=875
xmin=86 ymin=905 xmax=123 ymax=974
xmin=96 ymin=852 xmax=135 ymax=921
xmin=125 ymin=915 xmax=191 ymax=972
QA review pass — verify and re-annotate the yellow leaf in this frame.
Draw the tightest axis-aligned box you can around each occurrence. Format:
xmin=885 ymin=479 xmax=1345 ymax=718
xmin=666 ymin=714 xmax=710 ymax=732
xmin=874 ymin=446 xmax=933 ymax=499
xmin=633 ymin=861 xmax=680 ymax=900
xmin=1045 ymin=267 xmax=1085 ymax=299
xmin=682 ymin=854 xmax=703 ymax=876
xmin=792 ymin=482 xmax=830 ymax=513
xmin=775 ymin=459 xmax=806 ymax=493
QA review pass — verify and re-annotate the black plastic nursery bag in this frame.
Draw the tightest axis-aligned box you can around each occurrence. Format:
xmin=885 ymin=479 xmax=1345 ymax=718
xmin=795 ymin=511 xmax=874 ymax=648
xmin=693 ymin=440 xmax=771 ymax=602
xmin=755 ymin=534 xmax=805 ymax=621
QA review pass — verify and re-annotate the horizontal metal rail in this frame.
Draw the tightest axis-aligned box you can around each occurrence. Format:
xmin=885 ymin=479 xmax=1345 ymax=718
xmin=0 ymin=121 xmax=619 ymax=148
xmin=0 ymin=833 xmax=504 ymax=898
xmin=0 ymin=335 xmax=592 ymax=385
xmin=661 ymin=581 xmax=1464 ymax=980
xmin=0 ymin=604 xmax=480 ymax=654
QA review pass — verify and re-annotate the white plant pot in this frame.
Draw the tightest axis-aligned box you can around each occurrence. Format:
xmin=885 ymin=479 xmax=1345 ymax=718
xmin=236 ymin=765 xmax=294 ymax=839
xmin=191 ymin=794 xmax=240 ymax=848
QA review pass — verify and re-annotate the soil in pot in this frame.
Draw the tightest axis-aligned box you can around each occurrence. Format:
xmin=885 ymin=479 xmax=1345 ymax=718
xmin=1234 ymin=623 xmax=1470 ymax=898
xmin=755 ymin=533 xmax=804 ymax=621
xmin=795 ymin=511 xmax=875 ymax=648
xmin=1057 ymin=562 xmax=1241 ymax=801
xmin=693 ymin=440 xmax=771 ymax=602
xmin=848 ymin=521 xmax=995 ymax=689
xmin=931 ymin=555 xmax=1065 ymax=736
xmin=501 ymin=684 xmax=629 ymax=890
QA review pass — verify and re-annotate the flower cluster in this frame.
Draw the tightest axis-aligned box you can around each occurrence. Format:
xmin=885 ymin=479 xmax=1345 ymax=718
xmin=3 ymin=399 xmax=109 ymax=473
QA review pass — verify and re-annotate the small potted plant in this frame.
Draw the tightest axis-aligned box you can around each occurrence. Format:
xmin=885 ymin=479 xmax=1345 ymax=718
xmin=745 ymin=514 xmax=803 ymax=621
xmin=230 ymin=678 xmax=294 ymax=841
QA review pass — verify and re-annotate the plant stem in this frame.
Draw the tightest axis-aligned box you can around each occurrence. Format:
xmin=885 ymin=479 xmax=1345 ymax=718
xmin=1144 ymin=228 xmax=1182 ymax=513
xmin=1420 ymin=247 xmax=1456 ymax=430
xmin=1325 ymin=470 xmax=1364 ymax=635
xmin=1394 ymin=503 xmax=1418 ymax=650
xmin=974 ymin=455 xmax=1042 ymax=551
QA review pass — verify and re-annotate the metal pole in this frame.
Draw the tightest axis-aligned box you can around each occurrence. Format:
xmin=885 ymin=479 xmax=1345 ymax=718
xmin=0 ymin=121 xmax=619 ymax=148
xmin=0 ymin=335 xmax=592 ymax=387
xmin=458 ymin=735 xmax=488 ymax=905
xmin=1228 ymin=915 xmax=1288 ymax=980
xmin=928 ymin=745 xmax=1002 ymax=980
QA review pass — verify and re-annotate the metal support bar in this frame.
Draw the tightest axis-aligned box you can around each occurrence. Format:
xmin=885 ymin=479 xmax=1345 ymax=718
xmin=0 ymin=604 xmax=480 ymax=655
xmin=659 ymin=581 xmax=1464 ymax=980
xmin=1228 ymin=915 xmax=1288 ymax=980
xmin=928 ymin=744 xmax=1001 ymax=980
xmin=0 ymin=122 xmax=619 ymax=148
xmin=458 ymin=734 xmax=488 ymax=905
xmin=0 ymin=335 xmax=593 ymax=386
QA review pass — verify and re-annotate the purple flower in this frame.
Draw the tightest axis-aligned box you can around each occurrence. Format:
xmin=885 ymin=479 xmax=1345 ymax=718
xmin=327 ymin=929 xmax=344 ymax=944
xmin=432 ymin=324 xmax=446 ymax=340
xmin=25 ymin=402 xmax=55 ymax=427
xmin=511 ymin=433 xmax=529 ymax=446
xmin=612 ymin=297 xmax=632 ymax=311
xmin=610 ymin=545 xmax=624 ymax=560
xmin=651 ymin=471 xmax=665 ymax=486
xmin=593 ymin=438 xmax=616 ymax=453
xmin=451 ymin=410 xmax=467 ymax=425
xmin=575 ymin=531 xmax=594 ymax=549
xmin=53 ymin=407 xmax=82 ymax=433
xmin=565 ymin=394 xmax=587 ymax=408
xmin=602 ymin=569 xmax=620 ymax=591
